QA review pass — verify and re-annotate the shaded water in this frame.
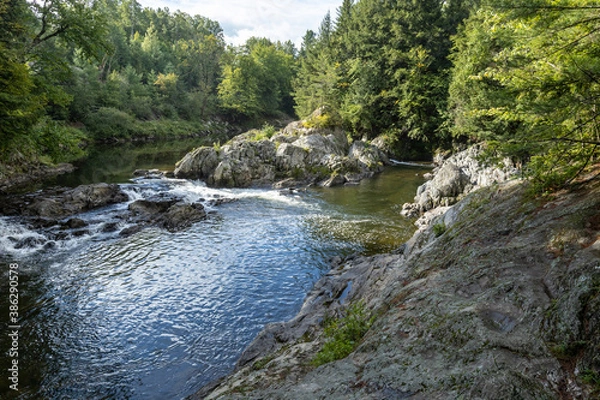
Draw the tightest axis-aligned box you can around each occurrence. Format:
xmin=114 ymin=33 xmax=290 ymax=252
xmin=52 ymin=140 xmax=213 ymax=187
xmin=0 ymin=141 xmax=428 ymax=399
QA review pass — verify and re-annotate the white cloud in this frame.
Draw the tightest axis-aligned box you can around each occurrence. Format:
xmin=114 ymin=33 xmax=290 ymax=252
xmin=138 ymin=0 xmax=342 ymax=47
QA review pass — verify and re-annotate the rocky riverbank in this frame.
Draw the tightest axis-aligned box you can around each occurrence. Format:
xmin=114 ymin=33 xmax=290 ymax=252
xmin=401 ymin=144 xmax=518 ymax=218
xmin=192 ymin=164 xmax=600 ymax=399
xmin=174 ymin=110 xmax=389 ymax=188
xmin=0 ymin=162 xmax=75 ymax=194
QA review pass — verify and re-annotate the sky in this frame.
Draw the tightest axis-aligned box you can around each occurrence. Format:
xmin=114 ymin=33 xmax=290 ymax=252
xmin=137 ymin=0 xmax=343 ymax=48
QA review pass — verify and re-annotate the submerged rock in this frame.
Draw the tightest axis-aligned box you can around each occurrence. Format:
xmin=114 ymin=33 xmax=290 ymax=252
xmin=128 ymin=197 xmax=207 ymax=232
xmin=129 ymin=198 xmax=179 ymax=218
xmin=158 ymin=203 xmax=207 ymax=231
xmin=62 ymin=218 xmax=88 ymax=229
xmin=194 ymin=175 xmax=600 ymax=400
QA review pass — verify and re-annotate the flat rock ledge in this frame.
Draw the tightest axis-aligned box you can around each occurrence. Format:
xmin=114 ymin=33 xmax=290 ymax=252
xmin=174 ymin=112 xmax=389 ymax=188
xmin=192 ymin=175 xmax=600 ymax=400
xmin=401 ymin=144 xmax=519 ymax=217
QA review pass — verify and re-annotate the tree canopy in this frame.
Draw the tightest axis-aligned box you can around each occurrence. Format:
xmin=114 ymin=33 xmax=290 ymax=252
xmin=0 ymin=0 xmax=296 ymax=170
xmin=1 ymin=0 xmax=598 ymax=191
xmin=293 ymin=0 xmax=473 ymax=151
xmin=448 ymin=0 xmax=600 ymax=191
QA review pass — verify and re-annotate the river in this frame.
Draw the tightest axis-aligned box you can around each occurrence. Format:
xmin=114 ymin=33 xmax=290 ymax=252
xmin=0 ymin=140 xmax=428 ymax=399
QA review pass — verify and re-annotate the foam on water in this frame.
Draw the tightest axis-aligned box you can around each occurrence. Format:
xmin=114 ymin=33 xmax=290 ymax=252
xmin=164 ymin=179 xmax=309 ymax=208
xmin=0 ymin=178 xmax=312 ymax=261
xmin=0 ymin=218 xmax=49 ymax=257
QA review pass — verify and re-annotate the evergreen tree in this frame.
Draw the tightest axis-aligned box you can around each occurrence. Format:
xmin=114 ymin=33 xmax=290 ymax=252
xmin=448 ymin=0 xmax=600 ymax=190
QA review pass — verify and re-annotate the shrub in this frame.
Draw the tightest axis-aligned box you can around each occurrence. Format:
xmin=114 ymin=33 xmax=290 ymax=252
xmin=302 ymin=113 xmax=331 ymax=129
xmin=32 ymin=119 xmax=87 ymax=163
xmin=433 ymin=223 xmax=446 ymax=237
xmin=128 ymin=96 xmax=154 ymax=120
xmin=247 ymin=123 xmax=278 ymax=141
xmin=312 ymin=301 xmax=374 ymax=366
xmin=85 ymin=107 xmax=135 ymax=140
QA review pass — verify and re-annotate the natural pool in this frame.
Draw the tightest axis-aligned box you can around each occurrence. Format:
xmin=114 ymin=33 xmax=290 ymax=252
xmin=0 ymin=141 xmax=428 ymax=399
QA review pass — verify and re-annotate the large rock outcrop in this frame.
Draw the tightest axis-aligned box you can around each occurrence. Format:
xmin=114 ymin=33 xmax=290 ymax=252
xmin=175 ymin=114 xmax=387 ymax=188
xmin=192 ymin=173 xmax=600 ymax=400
xmin=402 ymin=144 xmax=518 ymax=217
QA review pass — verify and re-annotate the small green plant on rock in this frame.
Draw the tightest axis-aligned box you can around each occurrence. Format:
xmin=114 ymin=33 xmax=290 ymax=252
xmin=549 ymin=340 xmax=588 ymax=360
xmin=581 ymin=369 xmax=600 ymax=386
xmin=312 ymin=301 xmax=374 ymax=367
xmin=252 ymin=353 xmax=277 ymax=371
xmin=433 ymin=223 xmax=446 ymax=237
xmin=302 ymin=113 xmax=331 ymax=129
xmin=248 ymin=123 xmax=278 ymax=141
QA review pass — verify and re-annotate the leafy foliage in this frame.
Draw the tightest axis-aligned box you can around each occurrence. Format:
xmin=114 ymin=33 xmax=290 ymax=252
xmin=1 ymin=0 xmax=598 ymax=191
xmin=293 ymin=0 xmax=473 ymax=151
xmin=0 ymin=0 xmax=298 ymax=171
xmin=218 ymin=38 xmax=296 ymax=118
xmin=448 ymin=0 xmax=600 ymax=191
xmin=312 ymin=301 xmax=374 ymax=366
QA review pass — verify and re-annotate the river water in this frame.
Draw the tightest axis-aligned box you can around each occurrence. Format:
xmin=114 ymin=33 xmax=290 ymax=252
xmin=0 ymin=140 xmax=428 ymax=399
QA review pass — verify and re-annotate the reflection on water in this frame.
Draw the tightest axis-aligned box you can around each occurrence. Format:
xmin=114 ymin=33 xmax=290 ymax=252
xmin=308 ymin=166 xmax=429 ymax=253
xmin=0 ymin=161 xmax=428 ymax=399
xmin=51 ymin=138 xmax=213 ymax=187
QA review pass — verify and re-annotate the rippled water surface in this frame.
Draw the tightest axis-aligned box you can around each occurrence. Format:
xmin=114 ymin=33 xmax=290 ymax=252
xmin=0 ymin=143 xmax=428 ymax=399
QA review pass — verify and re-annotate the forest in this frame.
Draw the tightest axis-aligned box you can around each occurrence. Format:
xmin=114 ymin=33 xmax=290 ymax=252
xmin=1 ymin=0 xmax=599 ymax=192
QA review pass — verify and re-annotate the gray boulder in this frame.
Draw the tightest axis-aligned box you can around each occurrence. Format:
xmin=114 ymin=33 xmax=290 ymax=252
xmin=402 ymin=144 xmax=518 ymax=217
xmin=348 ymin=141 xmax=385 ymax=173
xmin=159 ymin=203 xmax=207 ymax=231
xmin=174 ymin=147 xmax=219 ymax=179
xmin=128 ymin=197 xmax=207 ymax=232
xmin=319 ymin=172 xmax=346 ymax=187
xmin=275 ymin=143 xmax=309 ymax=170
xmin=173 ymin=113 xmax=386 ymax=188
xmin=128 ymin=198 xmax=179 ymax=218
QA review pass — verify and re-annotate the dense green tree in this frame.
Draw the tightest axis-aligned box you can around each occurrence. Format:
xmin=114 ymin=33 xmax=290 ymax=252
xmin=448 ymin=0 xmax=600 ymax=190
xmin=218 ymin=38 xmax=296 ymax=118
xmin=0 ymin=0 xmax=108 ymax=162
xmin=0 ymin=0 xmax=38 ymax=151
xmin=174 ymin=34 xmax=223 ymax=118
xmin=293 ymin=51 xmax=341 ymax=120
xmin=65 ymin=3 xmax=227 ymax=126
xmin=293 ymin=0 xmax=473 ymax=148
xmin=299 ymin=29 xmax=317 ymax=59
